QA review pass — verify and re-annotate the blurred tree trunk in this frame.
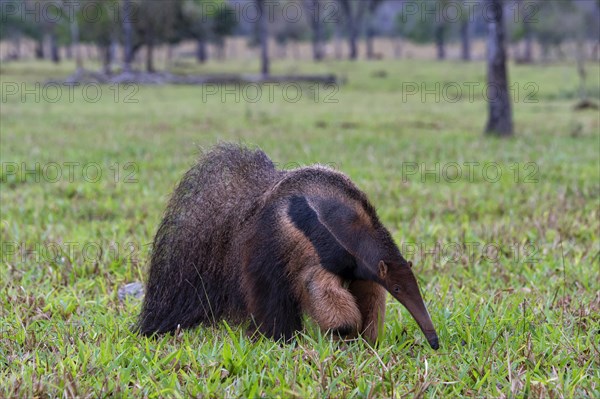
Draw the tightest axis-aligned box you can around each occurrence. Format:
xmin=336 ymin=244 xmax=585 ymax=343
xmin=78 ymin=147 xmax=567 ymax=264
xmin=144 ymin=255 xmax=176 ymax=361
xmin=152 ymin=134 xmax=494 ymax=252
xmin=35 ymin=38 xmax=45 ymax=59
xmin=229 ymin=38 xmax=236 ymax=60
xmin=435 ymin=22 xmax=445 ymax=60
xmin=196 ymin=38 xmax=207 ymax=63
xmin=166 ymin=44 xmax=174 ymax=69
xmin=278 ymin=42 xmax=287 ymax=59
xmin=393 ymin=37 xmax=402 ymax=59
xmin=523 ymin=22 xmax=533 ymax=62
xmin=365 ymin=0 xmax=375 ymax=60
xmin=554 ymin=44 xmax=565 ymax=60
xmin=146 ymin=35 xmax=155 ymax=72
xmin=256 ymin=0 xmax=270 ymax=76
xmin=576 ymin=31 xmax=587 ymax=101
xmin=12 ymin=34 xmax=21 ymax=60
xmin=218 ymin=43 xmax=226 ymax=61
xmin=50 ymin=31 xmax=60 ymax=63
xmin=334 ymin=23 xmax=343 ymax=59
xmin=305 ymin=0 xmax=324 ymax=61
xmin=366 ymin=0 xmax=382 ymax=60
xmin=366 ymin=28 xmax=374 ymax=59
xmin=122 ymin=0 xmax=133 ymax=72
xmin=460 ymin=19 xmax=471 ymax=61
xmin=338 ymin=0 xmax=367 ymax=60
xmin=485 ymin=0 xmax=513 ymax=136
xmin=518 ymin=0 xmax=533 ymax=63
xmin=70 ymin=5 xmax=83 ymax=72
xmin=86 ymin=45 xmax=94 ymax=62
xmin=103 ymin=45 xmax=112 ymax=75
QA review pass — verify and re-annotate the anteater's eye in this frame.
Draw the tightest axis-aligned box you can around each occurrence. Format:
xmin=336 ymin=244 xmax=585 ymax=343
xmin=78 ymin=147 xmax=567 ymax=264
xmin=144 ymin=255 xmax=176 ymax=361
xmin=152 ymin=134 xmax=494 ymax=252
xmin=393 ymin=285 xmax=401 ymax=293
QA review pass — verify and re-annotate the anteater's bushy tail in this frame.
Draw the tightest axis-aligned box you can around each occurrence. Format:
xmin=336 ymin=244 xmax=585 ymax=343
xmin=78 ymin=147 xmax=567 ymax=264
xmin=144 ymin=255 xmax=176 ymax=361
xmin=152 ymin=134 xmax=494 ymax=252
xmin=138 ymin=144 xmax=279 ymax=335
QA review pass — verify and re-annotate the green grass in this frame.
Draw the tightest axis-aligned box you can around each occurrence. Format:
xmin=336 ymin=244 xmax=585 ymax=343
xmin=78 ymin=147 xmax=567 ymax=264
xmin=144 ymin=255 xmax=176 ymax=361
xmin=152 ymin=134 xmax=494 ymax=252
xmin=1 ymin=58 xmax=599 ymax=398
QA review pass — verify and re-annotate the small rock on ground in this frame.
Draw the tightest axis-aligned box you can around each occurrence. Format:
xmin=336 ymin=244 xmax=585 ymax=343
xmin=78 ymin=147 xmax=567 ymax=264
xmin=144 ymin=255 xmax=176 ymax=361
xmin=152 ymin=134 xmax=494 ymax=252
xmin=118 ymin=282 xmax=144 ymax=301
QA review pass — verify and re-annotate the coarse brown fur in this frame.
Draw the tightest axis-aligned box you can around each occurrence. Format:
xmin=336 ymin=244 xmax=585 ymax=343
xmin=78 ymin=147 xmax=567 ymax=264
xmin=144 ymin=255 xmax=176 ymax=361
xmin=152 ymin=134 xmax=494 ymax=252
xmin=139 ymin=144 xmax=439 ymax=348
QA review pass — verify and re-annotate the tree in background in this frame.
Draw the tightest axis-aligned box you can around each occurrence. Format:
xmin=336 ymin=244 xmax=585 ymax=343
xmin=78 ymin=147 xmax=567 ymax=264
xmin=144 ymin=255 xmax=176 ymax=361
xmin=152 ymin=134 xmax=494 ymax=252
xmin=79 ymin=0 xmax=118 ymax=74
xmin=338 ymin=0 xmax=368 ymax=60
xmin=54 ymin=7 xmax=72 ymax=63
xmin=568 ymin=0 xmax=599 ymax=105
xmin=273 ymin=1 xmax=309 ymax=60
xmin=29 ymin=0 xmax=63 ymax=63
xmin=0 ymin=0 xmax=40 ymax=60
xmin=513 ymin=0 xmax=535 ymax=63
xmin=121 ymin=0 xmax=134 ymax=71
xmin=133 ymin=0 xmax=180 ymax=72
xmin=485 ymin=0 xmax=513 ymax=136
xmin=459 ymin=0 xmax=472 ymax=61
xmin=434 ymin=1 xmax=448 ymax=60
xmin=3 ymin=0 xmax=596 ymax=74
xmin=256 ymin=0 xmax=270 ymax=75
xmin=182 ymin=0 xmax=212 ymax=63
xmin=212 ymin=3 xmax=237 ymax=59
xmin=303 ymin=0 xmax=324 ymax=61
xmin=395 ymin=0 xmax=457 ymax=60
xmin=530 ymin=0 xmax=582 ymax=61
xmin=396 ymin=4 xmax=433 ymax=49
xmin=66 ymin=0 xmax=83 ymax=71
xmin=365 ymin=0 xmax=383 ymax=60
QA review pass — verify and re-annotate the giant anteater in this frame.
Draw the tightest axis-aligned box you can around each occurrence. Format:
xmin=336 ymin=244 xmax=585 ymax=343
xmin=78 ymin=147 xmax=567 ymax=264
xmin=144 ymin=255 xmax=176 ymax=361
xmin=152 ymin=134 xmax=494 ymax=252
xmin=139 ymin=144 xmax=438 ymax=349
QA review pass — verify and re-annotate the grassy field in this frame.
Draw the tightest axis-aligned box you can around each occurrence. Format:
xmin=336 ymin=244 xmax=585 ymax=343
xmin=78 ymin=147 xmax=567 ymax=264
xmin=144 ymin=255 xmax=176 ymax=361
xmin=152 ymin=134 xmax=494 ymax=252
xmin=1 ymin=58 xmax=599 ymax=398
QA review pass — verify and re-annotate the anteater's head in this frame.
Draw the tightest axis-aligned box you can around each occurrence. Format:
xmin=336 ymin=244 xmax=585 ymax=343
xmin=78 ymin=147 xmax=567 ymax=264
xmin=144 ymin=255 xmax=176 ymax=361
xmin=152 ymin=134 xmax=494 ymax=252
xmin=377 ymin=259 xmax=439 ymax=350
xmin=280 ymin=167 xmax=439 ymax=349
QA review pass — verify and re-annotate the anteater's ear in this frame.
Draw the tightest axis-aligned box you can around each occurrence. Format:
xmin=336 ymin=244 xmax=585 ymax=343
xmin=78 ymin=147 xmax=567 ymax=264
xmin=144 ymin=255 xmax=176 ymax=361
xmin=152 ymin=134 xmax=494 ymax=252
xmin=307 ymin=196 xmax=374 ymax=249
xmin=408 ymin=261 xmax=413 ymax=268
xmin=378 ymin=260 xmax=388 ymax=279
xmin=307 ymin=195 xmax=382 ymax=277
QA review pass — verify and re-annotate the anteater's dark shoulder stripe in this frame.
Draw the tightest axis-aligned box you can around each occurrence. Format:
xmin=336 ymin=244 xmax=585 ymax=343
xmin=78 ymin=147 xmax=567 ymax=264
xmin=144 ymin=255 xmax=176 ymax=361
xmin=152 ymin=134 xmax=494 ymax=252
xmin=284 ymin=167 xmax=380 ymax=224
xmin=288 ymin=195 xmax=356 ymax=280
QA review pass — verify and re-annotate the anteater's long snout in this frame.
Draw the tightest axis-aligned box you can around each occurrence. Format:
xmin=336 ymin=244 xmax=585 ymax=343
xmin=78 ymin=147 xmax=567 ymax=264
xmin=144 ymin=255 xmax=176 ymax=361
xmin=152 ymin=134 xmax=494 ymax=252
xmin=399 ymin=294 xmax=439 ymax=350
xmin=425 ymin=331 xmax=439 ymax=350
xmin=390 ymin=270 xmax=439 ymax=350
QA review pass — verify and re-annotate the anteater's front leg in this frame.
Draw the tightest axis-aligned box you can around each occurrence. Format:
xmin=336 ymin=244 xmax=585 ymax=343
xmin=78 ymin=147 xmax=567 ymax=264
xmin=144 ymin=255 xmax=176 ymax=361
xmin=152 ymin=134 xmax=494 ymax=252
xmin=303 ymin=268 xmax=362 ymax=338
xmin=243 ymin=239 xmax=303 ymax=341
xmin=247 ymin=289 xmax=303 ymax=342
xmin=349 ymin=280 xmax=387 ymax=344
